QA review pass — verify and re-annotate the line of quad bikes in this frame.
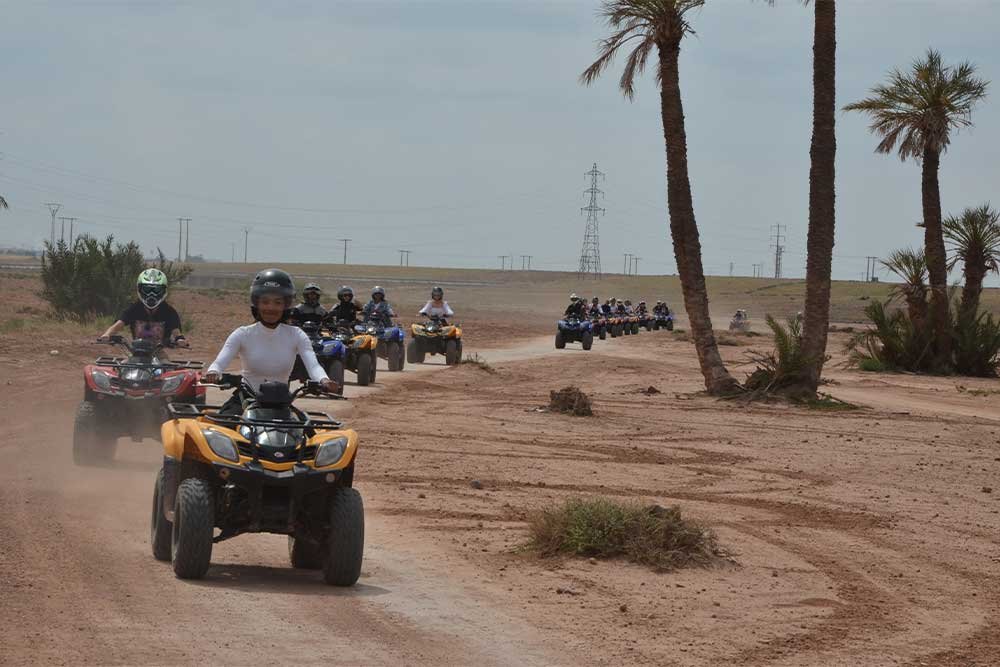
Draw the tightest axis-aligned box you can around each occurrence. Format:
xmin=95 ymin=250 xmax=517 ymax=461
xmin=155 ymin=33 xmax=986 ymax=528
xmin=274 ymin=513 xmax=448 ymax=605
xmin=72 ymin=315 xmax=462 ymax=587
xmin=555 ymin=308 xmax=675 ymax=350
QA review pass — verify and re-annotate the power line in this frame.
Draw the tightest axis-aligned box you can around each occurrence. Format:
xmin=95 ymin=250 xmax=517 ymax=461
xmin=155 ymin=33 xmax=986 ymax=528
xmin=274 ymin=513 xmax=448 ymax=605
xmin=578 ymin=163 xmax=604 ymax=278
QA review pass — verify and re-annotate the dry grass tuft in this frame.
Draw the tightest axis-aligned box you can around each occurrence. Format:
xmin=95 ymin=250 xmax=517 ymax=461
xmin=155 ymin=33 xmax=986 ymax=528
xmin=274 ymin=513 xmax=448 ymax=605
xmin=548 ymin=386 xmax=593 ymax=416
xmin=528 ymin=498 xmax=720 ymax=572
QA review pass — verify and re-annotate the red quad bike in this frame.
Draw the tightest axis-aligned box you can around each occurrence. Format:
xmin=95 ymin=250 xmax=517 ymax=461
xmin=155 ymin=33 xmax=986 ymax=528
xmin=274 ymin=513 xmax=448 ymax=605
xmin=74 ymin=335 xmax=204 ymax=466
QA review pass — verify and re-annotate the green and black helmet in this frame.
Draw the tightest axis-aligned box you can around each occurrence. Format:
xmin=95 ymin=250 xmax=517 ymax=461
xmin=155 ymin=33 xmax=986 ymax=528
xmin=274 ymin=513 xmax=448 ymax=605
xmin=137 ymin=268 xmax=169 ymax=310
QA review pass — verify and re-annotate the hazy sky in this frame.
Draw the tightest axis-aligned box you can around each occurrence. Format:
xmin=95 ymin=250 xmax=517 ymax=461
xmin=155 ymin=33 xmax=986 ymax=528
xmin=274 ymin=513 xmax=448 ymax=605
xmin=1 ymin=0 xmax=997 ymax=281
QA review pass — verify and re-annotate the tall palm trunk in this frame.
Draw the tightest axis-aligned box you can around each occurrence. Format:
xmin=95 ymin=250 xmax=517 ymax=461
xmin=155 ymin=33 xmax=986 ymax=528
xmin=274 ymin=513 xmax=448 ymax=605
xmin=800 ymin=0 xmax=836 ymax=392
xmin=960 ymin=265 xmax=985 ymax=322
xmin=658 ymin=39 xmax=739 ymax=395
xmin=921 ymin=146 xmax=951 ymax=369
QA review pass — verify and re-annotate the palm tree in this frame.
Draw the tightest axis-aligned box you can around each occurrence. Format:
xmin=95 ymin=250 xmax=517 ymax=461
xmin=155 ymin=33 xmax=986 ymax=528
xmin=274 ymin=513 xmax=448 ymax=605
xmin=580 ymin=0 xmax=739 ymax=395
xmin=844 ymin=49 xmax=989 ymax=371
xmin=0 ymin=195 xmax=7 ymax=209
xmin=943 ymin=203 xmax=1000 ymax=321
xmin=881 ymin=248 xmax=928 ymax=328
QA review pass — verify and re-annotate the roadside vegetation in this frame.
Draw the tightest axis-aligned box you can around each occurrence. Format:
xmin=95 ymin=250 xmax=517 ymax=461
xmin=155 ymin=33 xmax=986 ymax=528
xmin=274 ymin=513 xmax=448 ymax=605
xmin=528 ymin=497 xmax=719 ymax=572
xmin=41 ymin=235 xmax=191 ymax=321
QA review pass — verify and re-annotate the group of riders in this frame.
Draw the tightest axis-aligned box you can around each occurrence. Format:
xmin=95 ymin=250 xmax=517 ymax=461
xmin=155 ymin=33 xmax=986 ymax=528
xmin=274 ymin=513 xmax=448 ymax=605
xmin=564 ymin=294 xmax=672 ymax=320
xmin=98 ymin=267 xmax=456 ymax=407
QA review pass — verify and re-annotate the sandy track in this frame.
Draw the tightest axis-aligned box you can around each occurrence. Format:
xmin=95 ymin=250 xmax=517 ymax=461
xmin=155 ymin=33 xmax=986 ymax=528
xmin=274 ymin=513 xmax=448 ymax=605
xmin=3 ymin=325 xmax=1000 ymax=666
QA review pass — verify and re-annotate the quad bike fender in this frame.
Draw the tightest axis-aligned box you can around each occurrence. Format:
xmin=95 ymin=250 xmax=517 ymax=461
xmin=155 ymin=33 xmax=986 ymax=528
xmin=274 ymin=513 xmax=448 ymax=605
xmin=319 ymin=339 xmax=347 ymax=359
xmin=352 ymin=335 xmax=377 ymax=351
xmin=445 ymin=325 xmax=462 ymax=339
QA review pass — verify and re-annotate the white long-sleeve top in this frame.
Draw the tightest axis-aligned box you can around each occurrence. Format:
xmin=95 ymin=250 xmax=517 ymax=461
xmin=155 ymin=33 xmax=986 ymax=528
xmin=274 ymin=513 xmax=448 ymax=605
xmin=207 ymin=322 xmax=328 ymax=391
xmin=418 ymin=300 xmax=454 ymax=318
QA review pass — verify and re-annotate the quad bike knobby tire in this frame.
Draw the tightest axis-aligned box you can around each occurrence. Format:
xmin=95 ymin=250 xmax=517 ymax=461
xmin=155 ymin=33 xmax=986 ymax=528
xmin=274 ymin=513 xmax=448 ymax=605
xmin=555 ymin=331 xmax=566 ymax=349
xmin=632 ymin=323 xmax=640 ymax=335
xmin=582 ymin=331 xmax=594 ymax=351
xmin=356 ymin=353 xmax=372 ymax=386
xmin=623 ymin=324 xmax=631 ymax=336
xmin=73 ymin=400 xmax=115 ymax=466
xmin=288 ymin=535 xmax=323 ymax=569
xmin=171 ymin=478 xmax=214 ymax=579
xmin=666 ymin=320 xmax=674 ymax=331
xmin=599 ymin=328 xmax=606 ymax=341
xmin=445 ymin=339 xmax=460 ymax=365
xmin=151 ymin=468 xmax=172 ymax=561
xmin=653 ymin=321 xmax=660 ymax=331
xmin=323 ymin=487 xmax=365 ymax=586
xmin=328 ymin=359 xmax=346 ymax=395
xmin=407 ymin=339 xmax=425 ymax=364
xmin=387 ymin=341 xmax=401 ymax=372
xmin=397 ymin=343 xmax=406 ymax=371
xmin=645 ymin=322 xmax=653 ymax=332
xmin=368 ymin=351 xmax=377 ymax=384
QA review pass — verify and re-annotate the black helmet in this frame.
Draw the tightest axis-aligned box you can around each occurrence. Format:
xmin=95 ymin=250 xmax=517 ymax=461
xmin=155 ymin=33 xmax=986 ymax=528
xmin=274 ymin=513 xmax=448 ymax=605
xmin=372 ymin=285 xmax=385 ymax=299
xmin=431 ymin=286 xmax=444 ymax=299
xmin=250 ymin=268 xmax=295 ymax=322
xmin=337 ymin=286 xmax=354 ymax=301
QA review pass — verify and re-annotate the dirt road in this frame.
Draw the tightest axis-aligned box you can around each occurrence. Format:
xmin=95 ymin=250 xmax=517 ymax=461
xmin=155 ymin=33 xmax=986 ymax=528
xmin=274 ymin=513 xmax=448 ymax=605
xmin=3 ymin=314 xmax=1000 ymax=666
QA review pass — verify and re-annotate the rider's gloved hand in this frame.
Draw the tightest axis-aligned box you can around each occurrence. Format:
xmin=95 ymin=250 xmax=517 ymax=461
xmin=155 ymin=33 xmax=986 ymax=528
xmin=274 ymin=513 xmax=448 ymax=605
xmin=96 ymin=335 xmax=109 ymax=343
xmin=203 ymin=371 xmax=222 ymax=384
xmin=320 ymin=378 xmax=339 ymax=394
xmin=173 ymin=336 xmax=190 ymax=348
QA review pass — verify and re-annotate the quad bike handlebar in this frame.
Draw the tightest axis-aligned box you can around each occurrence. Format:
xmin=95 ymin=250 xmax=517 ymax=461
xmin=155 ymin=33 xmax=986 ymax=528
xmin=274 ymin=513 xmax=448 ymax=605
xmin=199 ymin=373 xmax=346 ymax=400
xmin=95 ymin=335 xmax=187 ymax=351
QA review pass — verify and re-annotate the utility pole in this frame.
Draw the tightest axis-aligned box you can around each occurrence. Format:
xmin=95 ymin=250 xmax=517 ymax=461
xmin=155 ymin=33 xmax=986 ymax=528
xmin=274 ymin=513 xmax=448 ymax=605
xmin=578 ymin=163 xmax=604 ymax=278
xmin=632 ymin=256 xmax=641 ymax=276
xmin=729 ymin=261 xmax=734 ymax=277
xmin=177 ymin=218 xmax=184 ymax=261
xmin=497 ymin=255 xmax=509 ymax=271
xmin=58 ymin=217 xmax=77 ymax=244
xmin=520 ymin=254 xmax=530 ymax=270
xmin=338 ymin=238 xmax=351 ymax=265
xmin=231 ymin=242 xmax=235 ymax=263
xmin=44 ymin=203 xmax=61 ymax=247
xmin=175 ymin=218 xmax=191 ymax=261
xmin=771 ymin=224 xmax=786 ymax=279
xmin=752 ymin=263 xmax=762 ymax=278
xmin=399 ymin=249 xmax=406 ymax=266
xmin=243 ymin=228 xmax=249 ymax=263
xmin=623 ymin=253 xmax=632 ymax=276
xmin=526 ymin=255 xmax=532 ymax=270
xmin=865 ymin=256 xmax=879 ymax=282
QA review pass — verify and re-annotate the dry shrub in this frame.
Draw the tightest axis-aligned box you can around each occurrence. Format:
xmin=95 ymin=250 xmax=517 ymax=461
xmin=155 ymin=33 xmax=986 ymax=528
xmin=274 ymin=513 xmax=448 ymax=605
xmin=461 ymin=353 xmax=496 ymax=374
xmin=549 ymin=386 xmax=593 ymax=416
xmin=528 ymin=497 xmax=719 ymax=572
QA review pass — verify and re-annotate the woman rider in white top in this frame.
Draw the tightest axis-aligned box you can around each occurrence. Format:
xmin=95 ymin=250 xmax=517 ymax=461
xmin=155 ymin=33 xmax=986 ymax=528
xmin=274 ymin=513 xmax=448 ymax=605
xmin=204 ymin=269 xmax=338 ymax=414
xmin=418 ymin=286 xmax=455 ymax=320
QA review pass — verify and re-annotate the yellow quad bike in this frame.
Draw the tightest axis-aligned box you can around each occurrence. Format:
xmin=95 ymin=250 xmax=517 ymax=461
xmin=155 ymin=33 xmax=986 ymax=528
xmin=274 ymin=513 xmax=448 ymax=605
xmin=152 ymin=374 xmax=363 ymax=586
xmin=407 ymin=316 xmax=463 ymax=365
xmin=329 ymin=322 xmax=379 ymax=386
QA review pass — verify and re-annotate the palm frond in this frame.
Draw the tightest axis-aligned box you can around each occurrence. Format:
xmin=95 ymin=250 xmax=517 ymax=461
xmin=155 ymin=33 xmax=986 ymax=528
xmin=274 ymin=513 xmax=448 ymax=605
xmin=844 ymin=48 xmax=990 ymax=160
xmin=0 ymin=195 xmax=7 ymax=210
xmin=943 ymin=203 xmax=1000 ymax=274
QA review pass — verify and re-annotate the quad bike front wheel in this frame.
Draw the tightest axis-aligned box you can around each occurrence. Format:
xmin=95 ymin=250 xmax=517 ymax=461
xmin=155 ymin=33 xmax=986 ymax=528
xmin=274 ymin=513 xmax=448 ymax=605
xmin=328 ymin=359 xmax=346 ymax=395
xmin=407 ymin=339 xmax=425 ymax=364
xmin=387 ymin=341 xmax=401 ymax=372
xmin=445 ymin=339 xmax=460 ymax=365
xmin=288 ymin=535 xmax=323 ymax=570
xmin=582 ymin=331 xmax=594 ymax=351
xmin=323 ymin=487 xmax=365 ymax=586
xmin=72 ymin=400 xmax=115 ymax=466
xmin=555 ymin=331 xmax=566 ymax=349
xmin=369 ymin=351 xmax=378 ymax=383
xmin=666 ymin=320 xmax=674 ymax=331
xmin=171 ymin=478 xmax=214 ymax=580
xmin=632 ymin=322 xmax=640 ymax=335
xmin=599 ymin=328 xmax=606 ymax=341
xmin=151 ymin=468 xmax=172 ymax=562
xmin=356 ymin=353 xmax=372 ymax=386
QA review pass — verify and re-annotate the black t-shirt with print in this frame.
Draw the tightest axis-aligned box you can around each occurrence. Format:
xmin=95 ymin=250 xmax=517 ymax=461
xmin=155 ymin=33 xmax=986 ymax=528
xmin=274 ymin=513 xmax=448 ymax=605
xmin=119 ymin=301 xmax=182 ymax=344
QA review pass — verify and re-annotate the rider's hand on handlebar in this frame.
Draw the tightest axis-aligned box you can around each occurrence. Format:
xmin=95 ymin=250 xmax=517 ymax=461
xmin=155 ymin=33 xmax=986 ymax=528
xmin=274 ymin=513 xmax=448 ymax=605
xmin=173 ymin=336 xmax=190 ymax=349
xmin=203 ymin=371 xmax=222 ymax=385
xmin=320 ymin=378 xmax=340 ymax=394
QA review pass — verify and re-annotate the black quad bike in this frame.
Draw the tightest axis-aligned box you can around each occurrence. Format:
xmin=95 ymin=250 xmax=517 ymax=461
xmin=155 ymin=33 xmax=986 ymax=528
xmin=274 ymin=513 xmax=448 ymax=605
xmin=154 ymin=375 xmax=363 ymax=585
xmin=74 ymin=336 xmax=203 ymax=465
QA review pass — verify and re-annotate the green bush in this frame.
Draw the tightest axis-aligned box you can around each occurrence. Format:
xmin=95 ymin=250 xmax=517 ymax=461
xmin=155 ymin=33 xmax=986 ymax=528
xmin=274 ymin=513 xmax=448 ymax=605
xmin=952 ymin=310 xmax=1000 ymax=377
xmin=41 ymin=235 xmax=191 ymax=321
xmin=528 ymin=497 xmax=718 ymax=572
xmin=743 ymin=314 xmax=819 ymax=396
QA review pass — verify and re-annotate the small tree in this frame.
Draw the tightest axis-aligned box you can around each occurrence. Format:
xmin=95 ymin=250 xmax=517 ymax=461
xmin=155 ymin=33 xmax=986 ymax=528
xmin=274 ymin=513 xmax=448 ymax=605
xmin=881 ymin=248 xmax=928 ymax=328
xmin=41 ymin=235 xmax=191 ymax=321
xmin=943 ymin=203 xmax=1000 ymax=321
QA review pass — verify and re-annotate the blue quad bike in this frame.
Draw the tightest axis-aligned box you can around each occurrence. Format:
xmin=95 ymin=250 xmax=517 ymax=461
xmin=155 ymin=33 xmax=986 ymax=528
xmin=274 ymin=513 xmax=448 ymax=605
xmin=366 ymin=320 xmax=406 ymax=372
xmin=653 ymin=310 xmax=675 ymax=331
xmin=555 ymin=317 xmax=594 ymax=351
xmin=297 ymin=322 xmax=348 ymax=394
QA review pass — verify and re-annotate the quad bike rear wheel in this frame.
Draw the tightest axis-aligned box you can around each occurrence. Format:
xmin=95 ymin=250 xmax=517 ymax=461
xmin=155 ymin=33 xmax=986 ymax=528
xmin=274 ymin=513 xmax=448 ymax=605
xmin=151 ymin=468 xmax=172 ymax=562
xmin=323 ymin=487 xmax=364 ymax=586
xmin=623 ymin=324 xmax=631 ymax=336
xmin=599 ymin=327 xmax=606 ymax=340
xmin=666 ymin=320 xmax=674 ymax=331
xmin=445 ymin=339 xmax=459 ymax=365
xmin=72 ymin=400 xmax=115 ymax=466
xmin=387 ymin=341 xmax=401 ymax=372
xmin=356 ymin=354 xmax=372 ymax=386
xmin=171 ymin=478 xmax=214 ymax=580
xmin=288 ymin=535 xmax=323 ymax=569
xmin=555 ymin=331 xmax=566 ymax=349
xmin=632 ymin=322 xmax=640 ymax=335
xmin=397 ymin=343 xmax=406 ymax=371
xmin=653 ymin=321 xmax=660 ymax=331
xmin=582 ymin=331 xmax=594 ymax=351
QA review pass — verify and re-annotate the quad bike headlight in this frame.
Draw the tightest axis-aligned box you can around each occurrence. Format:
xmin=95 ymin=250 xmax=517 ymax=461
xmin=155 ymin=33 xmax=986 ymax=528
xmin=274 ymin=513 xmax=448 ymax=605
xmin=160 ymin=374 xmax=184 ymax=395
xmin=90 ymin=369 xmax=114 ymax=391
xmin=202 ymin=429 xmax=239 ymax=462
xmin=314 ymin=436 xmax=349 ymax=468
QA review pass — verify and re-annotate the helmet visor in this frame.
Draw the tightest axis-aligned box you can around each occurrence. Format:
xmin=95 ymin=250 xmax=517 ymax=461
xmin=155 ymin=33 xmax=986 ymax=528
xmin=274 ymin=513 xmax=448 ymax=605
xmin=138 ymin=284 xmax=167 ymax=309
